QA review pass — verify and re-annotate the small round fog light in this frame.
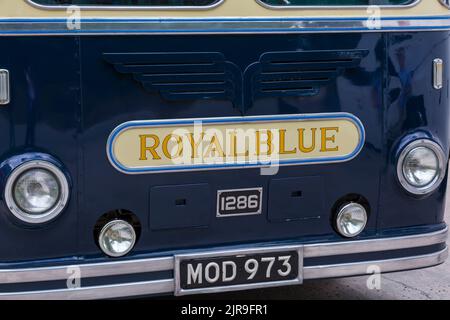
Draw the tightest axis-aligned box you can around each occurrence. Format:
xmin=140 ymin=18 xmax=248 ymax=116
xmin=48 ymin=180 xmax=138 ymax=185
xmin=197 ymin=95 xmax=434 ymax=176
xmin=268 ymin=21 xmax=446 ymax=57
xmin=335 ymin=203 xmax=368 ymax=238
xmin=98 ymin=220 xmax=136 ymax=257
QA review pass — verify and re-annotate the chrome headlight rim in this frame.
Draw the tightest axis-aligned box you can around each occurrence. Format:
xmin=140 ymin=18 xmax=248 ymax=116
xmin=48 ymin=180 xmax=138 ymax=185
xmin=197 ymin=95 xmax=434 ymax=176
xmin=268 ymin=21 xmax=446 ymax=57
xmin=397 ymin=139 xmax=446 ymax=195
xmin=98 ymin=219 xmax=137 ymax=258
xmin=4 ymin=160 xmax=70 ymax=224
xmin=439 ymin=0 xmax=450 ymax=9
xmin=335 ymin=202 xmax=368 ymax=238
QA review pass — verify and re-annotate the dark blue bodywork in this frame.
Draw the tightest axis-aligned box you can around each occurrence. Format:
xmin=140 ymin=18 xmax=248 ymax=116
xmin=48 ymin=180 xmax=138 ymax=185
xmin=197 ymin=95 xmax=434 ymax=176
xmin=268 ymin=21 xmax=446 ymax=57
xmin=0 ymin=31 xmax=448 ymax=271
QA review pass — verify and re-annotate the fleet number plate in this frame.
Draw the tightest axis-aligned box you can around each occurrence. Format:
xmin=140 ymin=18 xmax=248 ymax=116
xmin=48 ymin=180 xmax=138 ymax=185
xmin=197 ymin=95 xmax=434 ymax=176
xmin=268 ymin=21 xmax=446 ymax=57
xmin=217 ymin=188 xmax=263 ymax=217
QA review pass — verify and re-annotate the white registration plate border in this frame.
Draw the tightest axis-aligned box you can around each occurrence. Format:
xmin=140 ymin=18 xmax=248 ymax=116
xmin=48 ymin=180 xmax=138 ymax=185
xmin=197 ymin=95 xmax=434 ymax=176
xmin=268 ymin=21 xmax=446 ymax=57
xmin=174 ymin=245 xmax=304 ymax=296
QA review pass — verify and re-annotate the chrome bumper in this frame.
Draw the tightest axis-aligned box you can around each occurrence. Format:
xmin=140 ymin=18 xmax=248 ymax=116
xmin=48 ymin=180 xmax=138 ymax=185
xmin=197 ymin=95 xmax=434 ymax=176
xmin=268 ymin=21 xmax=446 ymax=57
xmin=0 ymin=227 xmax=447 ymax=300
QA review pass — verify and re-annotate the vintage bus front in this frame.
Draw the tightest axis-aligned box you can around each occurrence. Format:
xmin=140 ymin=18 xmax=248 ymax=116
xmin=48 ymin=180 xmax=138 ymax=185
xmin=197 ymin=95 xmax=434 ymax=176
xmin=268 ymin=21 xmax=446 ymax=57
xmin=0 ymin=0 xmax=448 ymax=299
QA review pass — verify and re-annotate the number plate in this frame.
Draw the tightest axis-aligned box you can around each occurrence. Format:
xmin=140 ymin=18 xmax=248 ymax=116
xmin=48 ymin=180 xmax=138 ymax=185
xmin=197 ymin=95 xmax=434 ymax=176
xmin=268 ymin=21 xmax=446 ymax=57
xmin=217 ymin=188 xmax=263 ymax=217
xmin=174 ymin=246 xmax=303 ymax=296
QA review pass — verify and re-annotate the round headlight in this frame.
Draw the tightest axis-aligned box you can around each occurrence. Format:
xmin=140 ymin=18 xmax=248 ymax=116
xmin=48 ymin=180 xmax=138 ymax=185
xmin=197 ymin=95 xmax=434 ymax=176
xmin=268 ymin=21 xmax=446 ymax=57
xmin=335 ymin=202 xmax=368 ymax=238
xmin=14 ymin=169 xmax=60 ymax=214
xmin=98 ymin=220 xmax=136 ymax=258
xmin=403 ymin=147 xmax=439 ymax=187
xmin=4 ymin=161 xmax=70 ymax=224
xmin=397 ymin=140 xmax=446 ymax=195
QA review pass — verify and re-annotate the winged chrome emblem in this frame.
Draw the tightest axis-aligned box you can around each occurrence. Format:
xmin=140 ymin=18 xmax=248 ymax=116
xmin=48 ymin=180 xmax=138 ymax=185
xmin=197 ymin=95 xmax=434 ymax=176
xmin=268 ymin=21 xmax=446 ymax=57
xmin=104 ymin=50 xmax=367 ymax=112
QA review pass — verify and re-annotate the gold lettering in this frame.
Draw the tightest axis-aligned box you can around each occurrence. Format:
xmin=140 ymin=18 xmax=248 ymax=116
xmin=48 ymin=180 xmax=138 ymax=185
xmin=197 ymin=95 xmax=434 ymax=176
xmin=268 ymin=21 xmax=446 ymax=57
xmin=256 ymin=130 xmax=273 ymax=156
xmin=298 ymin=128 xmax=316 ymax=153
xmin=162 ymin=134 xmax=183 ymax=159
xmin=187 ymin=133 xmax=205 ymax=159
xmin=320 ymin=127 xmax=339 ymax=152
xmin=139 ymin=134 xmax=161 ymax=160
xmin=230 ymin=131 xmax=249 ymax=157
xmin=279 ymin=129 xmax=297 ymax=155
xmin=204 ymin=134 xmax=226 ymax=158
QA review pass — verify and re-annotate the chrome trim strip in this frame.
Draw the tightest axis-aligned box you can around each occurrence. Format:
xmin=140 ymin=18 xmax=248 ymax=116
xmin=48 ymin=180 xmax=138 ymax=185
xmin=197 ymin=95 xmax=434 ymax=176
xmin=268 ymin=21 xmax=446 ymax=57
xmin=434 ymin=58 xmax=444 ymax=90
xmin=25 ymin=0 xmax=225 ymax=11
xmin=0 ymin=69 xmax=9 ymax=105
xmin=0 ymin=257 xmax=173 ymax=284
xmin=255 ymin=0 xmax=421 ymax=10
xmin=0 ymin=227 xmax=446 ymax=285
xmin=0 ymin=247 xmax=446 ymax=299
xmin=1 ymin=17 xmax=450 ymax=35
xmin=0 ymin=279 xmax=175 ymax=300
xmin=303 ymin=247 xmax=448 ymax=280
xmin=304 ymin=226 xmax=448 ymax=258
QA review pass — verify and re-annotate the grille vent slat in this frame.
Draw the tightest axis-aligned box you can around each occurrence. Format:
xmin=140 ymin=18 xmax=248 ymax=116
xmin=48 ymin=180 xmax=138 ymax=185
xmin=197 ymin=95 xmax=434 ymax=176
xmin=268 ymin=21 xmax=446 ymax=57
xmin=104 ymin=49 xmax=368 ymax=111
xmin=104 ymin=52 xmax=241 ymax=107
xmin=248 ymin=50 xmax=368 ymax=102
